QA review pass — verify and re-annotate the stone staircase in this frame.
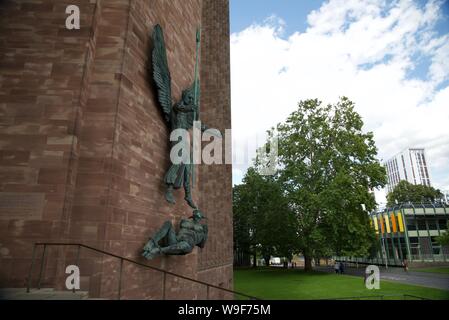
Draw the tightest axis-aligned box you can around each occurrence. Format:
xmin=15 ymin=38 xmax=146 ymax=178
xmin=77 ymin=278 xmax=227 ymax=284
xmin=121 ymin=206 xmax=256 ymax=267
xmin=0 ymin=288 xmax=89 ymax=300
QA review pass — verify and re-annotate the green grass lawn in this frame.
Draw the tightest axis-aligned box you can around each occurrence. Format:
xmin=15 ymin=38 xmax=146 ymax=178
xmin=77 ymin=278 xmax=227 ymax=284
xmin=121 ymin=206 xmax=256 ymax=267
xmin=412 ymin=267 xmax=449 ymax=274
xmin=234 ymin=268 xmax=449 ymax=300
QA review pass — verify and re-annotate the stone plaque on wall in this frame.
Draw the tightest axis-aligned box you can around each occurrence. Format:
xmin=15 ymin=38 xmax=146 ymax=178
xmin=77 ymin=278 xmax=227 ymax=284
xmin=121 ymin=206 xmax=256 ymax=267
xmin=0 ymin=192 xmax=45 ymax=220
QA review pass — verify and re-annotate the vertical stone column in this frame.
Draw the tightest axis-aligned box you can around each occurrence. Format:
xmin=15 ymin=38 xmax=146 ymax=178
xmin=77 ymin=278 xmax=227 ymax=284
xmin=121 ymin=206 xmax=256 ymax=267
xmin=69 ymin=0 xmax=204 ymax=298
xmin=66 ymin=0 xmax=131 ymax=297
xmin=197 ymin=0 xmax=233 ymax=299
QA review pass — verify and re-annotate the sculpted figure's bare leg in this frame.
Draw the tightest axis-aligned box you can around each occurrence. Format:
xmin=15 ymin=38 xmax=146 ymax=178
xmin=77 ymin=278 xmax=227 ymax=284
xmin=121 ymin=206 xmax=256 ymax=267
xmin=143 ymin=221 xmax=177 ymax=259
xmin=160 ymin=241 xmax=193 ymax=255
xmin=183 ymin=166 xmax=197 ymax=209
xmin=165 ymin=184 xmax=176 ymax=204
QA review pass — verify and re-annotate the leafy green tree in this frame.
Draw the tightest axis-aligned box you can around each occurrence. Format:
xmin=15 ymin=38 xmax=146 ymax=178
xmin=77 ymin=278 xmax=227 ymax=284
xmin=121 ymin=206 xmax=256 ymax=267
xmin=274 ymin=97 xmax=386 ymax=271
xmin=386 ymin=180 xmax=443 ymax=207
xmin=437 ymin=222 xmax=449 ymax=246
xmin=233 ymin=167 xmax=297 ymax=267
xmin=233 ymin=185 xmax=252 ymax=266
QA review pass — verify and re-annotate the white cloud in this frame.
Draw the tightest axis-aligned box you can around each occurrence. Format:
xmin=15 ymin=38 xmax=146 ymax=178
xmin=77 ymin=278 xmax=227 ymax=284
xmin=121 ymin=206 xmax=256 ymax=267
xmin=231 ymin=0 xmax=449 ymax=202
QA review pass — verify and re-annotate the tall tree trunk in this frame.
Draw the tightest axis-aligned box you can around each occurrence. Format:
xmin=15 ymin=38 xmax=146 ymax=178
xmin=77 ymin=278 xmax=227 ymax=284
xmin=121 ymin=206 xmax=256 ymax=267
xmin=304 ymin=255 xmax=313 ymax=272
xmin=252 ymin=252 xmax=257 ymax=268
xmin=264 ymin=256 xmax=270 ymax=267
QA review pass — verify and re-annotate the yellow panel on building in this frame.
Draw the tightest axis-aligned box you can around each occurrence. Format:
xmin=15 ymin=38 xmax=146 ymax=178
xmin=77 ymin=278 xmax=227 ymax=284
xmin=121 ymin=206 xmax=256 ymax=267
xmin=384 ymin=214 xmax=391 ymax=233
xmin=397 ymin=212 xmax=405 ymax=232
xmin=373 ymin=216 xmax=379 ymax=234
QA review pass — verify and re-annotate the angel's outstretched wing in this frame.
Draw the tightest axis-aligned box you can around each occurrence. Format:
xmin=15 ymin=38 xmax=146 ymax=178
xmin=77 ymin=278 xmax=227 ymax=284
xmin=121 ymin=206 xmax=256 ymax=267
xmin=152 ymin=24 xmax=172 ymax=123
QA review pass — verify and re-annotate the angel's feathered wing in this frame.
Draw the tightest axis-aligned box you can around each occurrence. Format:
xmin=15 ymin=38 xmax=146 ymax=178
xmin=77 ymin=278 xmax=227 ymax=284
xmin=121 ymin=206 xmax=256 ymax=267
xmin=152 ymin=24 xmax=172 ymax=123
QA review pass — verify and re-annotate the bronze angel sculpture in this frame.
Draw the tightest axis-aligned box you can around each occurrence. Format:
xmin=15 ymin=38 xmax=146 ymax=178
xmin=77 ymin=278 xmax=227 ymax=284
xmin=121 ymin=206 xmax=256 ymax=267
xmin=151 ymin=24 xmax=206 ymax=209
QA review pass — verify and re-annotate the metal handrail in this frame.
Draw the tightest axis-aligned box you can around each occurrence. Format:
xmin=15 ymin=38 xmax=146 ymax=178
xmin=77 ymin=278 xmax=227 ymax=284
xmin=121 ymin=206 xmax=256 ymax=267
xmin=26 ymin=242 xmax=260 ymax=300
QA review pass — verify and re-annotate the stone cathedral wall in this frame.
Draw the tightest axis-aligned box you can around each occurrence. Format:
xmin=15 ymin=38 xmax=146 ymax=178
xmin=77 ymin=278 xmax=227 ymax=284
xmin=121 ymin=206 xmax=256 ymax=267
xmin=0 ymin=0 xmax=232 ymax=299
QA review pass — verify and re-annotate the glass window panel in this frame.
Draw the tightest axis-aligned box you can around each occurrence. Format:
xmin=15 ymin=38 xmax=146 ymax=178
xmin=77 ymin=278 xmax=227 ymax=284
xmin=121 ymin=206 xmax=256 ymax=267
xmin=417 ymin=219 xmax=427 ymax=230
xmin=409 ymin=237 xmax=419 ymax=244
xmin=406 ymin=218 xmax=416 ymax=230
xmin=439 ymin=219 xmax=448 ymax=229
xmin=428 ymin=219 xmax=437 ymax=230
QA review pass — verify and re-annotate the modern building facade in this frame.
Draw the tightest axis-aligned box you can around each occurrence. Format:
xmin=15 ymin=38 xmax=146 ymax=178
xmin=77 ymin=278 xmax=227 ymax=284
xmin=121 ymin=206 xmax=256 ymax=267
xmin=385 ymin=148 xmax=431 ymax=193
xmin=442 ymin=190 xmax=449 ymax=205
xmin=337 ymin=204 xmax=449 ymax=266
xmin=372 ymin=204 xmax=449 ymax=265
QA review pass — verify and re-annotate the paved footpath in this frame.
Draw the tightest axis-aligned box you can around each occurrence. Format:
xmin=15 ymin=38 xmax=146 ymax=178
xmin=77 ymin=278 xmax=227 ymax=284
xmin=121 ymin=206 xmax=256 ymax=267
xmin=315 ymin=265 xmax=449 ymax=291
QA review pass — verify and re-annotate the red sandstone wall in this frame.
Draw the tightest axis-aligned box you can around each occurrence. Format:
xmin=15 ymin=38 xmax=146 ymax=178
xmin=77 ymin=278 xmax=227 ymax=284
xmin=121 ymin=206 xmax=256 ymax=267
xmin=197 ymin=0 xmax=233 ymax=298
xmin=0 ymin=0 xmax=98 ymax=287
xmin=111 ymin=0 xmax=205 ymax=299
xmin=0 ymin=0 xmax=232 ymax=299
xmin=70 ymin=0 xmax=204 ymax=299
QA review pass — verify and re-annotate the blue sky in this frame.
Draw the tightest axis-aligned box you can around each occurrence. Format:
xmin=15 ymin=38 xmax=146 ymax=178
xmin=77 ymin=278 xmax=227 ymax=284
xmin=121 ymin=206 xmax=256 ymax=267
xmin=231 ymin=0 xmax=449 ymax=34
xmin=229 ymin=0 xmax=449 ymax=204
xmin=230 ymin=0 xmax=323 ymax=34
xmin=231 ymin=0 xmax=449 ymax=81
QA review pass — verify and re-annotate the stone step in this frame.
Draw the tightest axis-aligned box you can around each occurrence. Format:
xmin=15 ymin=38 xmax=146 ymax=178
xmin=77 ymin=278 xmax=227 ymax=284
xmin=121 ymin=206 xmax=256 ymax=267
xmin=0 ymin=288 xmax=89 ymax=300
